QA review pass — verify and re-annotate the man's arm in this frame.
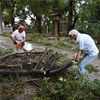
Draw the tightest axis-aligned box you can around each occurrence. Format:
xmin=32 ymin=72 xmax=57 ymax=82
xmin=10 ymin=36 xmax=17 ymax=44
xmin=22 ymin=37 xmax=26 ymax=42
xmin=75 ymin=50 xmax=82 ymax=62
xmin=10 ymin=36 xmax=15 ymax=41
xmin=21 ymin=36 xmax=26 ymax=46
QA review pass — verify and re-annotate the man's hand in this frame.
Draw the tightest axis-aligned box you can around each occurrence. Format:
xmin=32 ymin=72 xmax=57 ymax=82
xmin=71 ymin=60 xmax=78 ymax=64
xmin=21 ymin=42 xmax=25 ymax=46
xmin=13 ymin=40 xmax=17 ymax=44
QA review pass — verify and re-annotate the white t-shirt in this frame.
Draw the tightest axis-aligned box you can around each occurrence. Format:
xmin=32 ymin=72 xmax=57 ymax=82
xmin=11 ymin=29 xmax=26 ymax=41
xmin=76 ymin=33 xmax=99 ymax=56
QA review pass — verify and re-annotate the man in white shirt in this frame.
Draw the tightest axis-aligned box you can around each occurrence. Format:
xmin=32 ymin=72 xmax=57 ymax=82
xmin=10 ymin=25 xmax=26 ymax=49
xmin=68 ymin=29 xmax=99 ymax=79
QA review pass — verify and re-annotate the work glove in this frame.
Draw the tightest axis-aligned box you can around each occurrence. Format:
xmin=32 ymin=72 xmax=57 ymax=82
xmin=74 ymin=53 xmax=77 ymax=58
xmin=71 ymin=60 xmax=78 ymax=64
xmin=21 ymin=42 xmax=25 ymax=47
xmin=13 ymin=40 xmax=17 ymax=44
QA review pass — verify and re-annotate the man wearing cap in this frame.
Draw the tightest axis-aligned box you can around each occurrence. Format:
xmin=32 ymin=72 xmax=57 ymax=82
xmin=10 ymin=25 xmax=26 ymax=50
xmin=68 ymin=29 xmax=99 ymax=79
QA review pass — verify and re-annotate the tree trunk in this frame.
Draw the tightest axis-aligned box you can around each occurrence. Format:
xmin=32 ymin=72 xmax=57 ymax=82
xmin=72 ymin=15 xmax=78 ymax=29
xmin=0 ymin=62 xmax=73 ymax=77
xmin=54 ymin=20 xmax=58 ymax=37
xmin=67 ymin=0 xmax=78 ymax=35
xmin=0 ymin=3 xmax=3 ymax=34
xmin=10 ymin=9 xmax=15 ymax=31
xmin=67 ymin=0 xmax=73 ymax=34
xmin=36 ymin=15 xmax=42 ymax=34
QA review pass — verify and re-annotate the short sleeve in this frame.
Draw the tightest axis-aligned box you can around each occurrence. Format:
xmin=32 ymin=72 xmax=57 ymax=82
xmin=11 ymin=31 xmax=16 ymax=38
xmin=23 ymin=31 xmax=26 ymax=37
xmin=78 ymin=42 xmax=84 ymax=50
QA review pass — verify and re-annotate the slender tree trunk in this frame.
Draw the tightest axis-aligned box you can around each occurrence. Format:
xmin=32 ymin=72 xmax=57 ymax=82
xmin=67 ymin=0 xmax=73 ymax=34
xmin=10 ymin=8 xmax=15 ymax=31
xmin=67 ymin=0 xmax=78 ymax=35
xmin=0 ymin=3 xmax=3 ymax=34
xmin=54 ymin=20 xmax=58 ymax=37
xmin=10 ymin=14 xmax=15 ymax=31
xmin=36 ymin=15 xmax=42 ymax=34
xmin=72 ymin=15 xmax=78 ymax=29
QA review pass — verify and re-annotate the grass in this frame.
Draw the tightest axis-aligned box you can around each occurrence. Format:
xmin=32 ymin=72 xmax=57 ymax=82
xmin=85 ymin=64 xmax=99 ymax=73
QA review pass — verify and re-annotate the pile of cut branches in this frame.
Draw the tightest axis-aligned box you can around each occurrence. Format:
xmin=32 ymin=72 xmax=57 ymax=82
xmin=0 ymin=48 xmax=72 ymax=77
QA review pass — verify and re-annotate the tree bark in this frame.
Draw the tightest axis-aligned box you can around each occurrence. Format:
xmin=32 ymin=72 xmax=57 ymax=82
xmin=67 ymin=0 xmax=73 ymax=34
xmin=0 ymin=62 xmax=73 ymax=77
xmin=36 ymin=15 xmax=42 ymax=33
xmin=0 ymin=2 xmax=3 ymax=34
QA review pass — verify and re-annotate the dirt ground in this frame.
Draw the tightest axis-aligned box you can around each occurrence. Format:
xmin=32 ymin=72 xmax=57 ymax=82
xmin=0 ymin=37 xmax=100 ymax=81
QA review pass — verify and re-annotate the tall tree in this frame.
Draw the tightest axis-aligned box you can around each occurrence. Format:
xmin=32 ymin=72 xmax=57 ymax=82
xmin=0 ymin=2 xmax=3 ymax=34
xmin=27 ymin=0 xmax=51 ymax=33
xmin=1 ymin=0 xmax=27 ymax=31
xmin=50 ymin=0 xmax=68 ymax=36
xmin=67 ymin=0 xmax=79 ymax=33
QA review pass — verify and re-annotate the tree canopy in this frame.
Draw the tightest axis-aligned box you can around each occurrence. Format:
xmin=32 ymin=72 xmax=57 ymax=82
xmin=0 ymin=0 xmax=100 ymax=36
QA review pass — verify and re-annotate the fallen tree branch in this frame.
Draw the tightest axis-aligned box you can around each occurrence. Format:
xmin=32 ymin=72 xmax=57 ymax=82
xmin=8 ymin=78 xmax=40 ymax=96
xmin=0 ymin=64 xmax=22 ymax=69
xmin=0 ymin=61 xmax=73 ymax=77
xmin=45 ymin=54 xmax=57 ymax=73
xmin=34 ymin=47 xmax=48 ymax=70
xmin=0 ymin=51 xmax=44 ymax=60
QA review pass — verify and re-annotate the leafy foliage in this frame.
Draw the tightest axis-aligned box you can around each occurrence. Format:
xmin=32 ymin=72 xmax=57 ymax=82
xmin=30 ymin=72 xmax=100 ymax=100
xmin=76 ymin=0 xmax=100 ymax=36
xmin=86 ymin=64 xmax=99 ymax=73
xmin=0 ymin=48 xmax=13 ymax=57
xmin=0 ymin=75 xmax=25 ymax=98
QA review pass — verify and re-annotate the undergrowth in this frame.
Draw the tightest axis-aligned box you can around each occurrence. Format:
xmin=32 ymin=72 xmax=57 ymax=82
xmin=29 ymin=70 xmax=100 ymax=100
xmin=0 ymin=48 xmax=14 ymax=57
